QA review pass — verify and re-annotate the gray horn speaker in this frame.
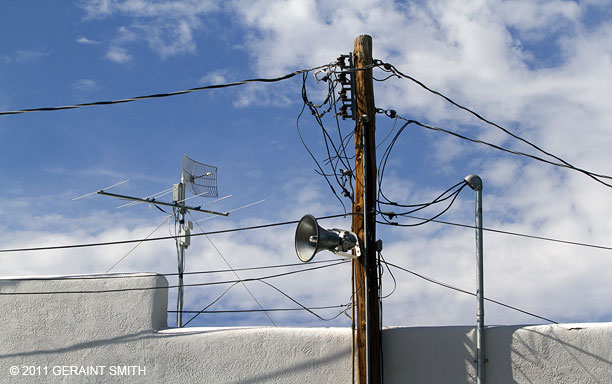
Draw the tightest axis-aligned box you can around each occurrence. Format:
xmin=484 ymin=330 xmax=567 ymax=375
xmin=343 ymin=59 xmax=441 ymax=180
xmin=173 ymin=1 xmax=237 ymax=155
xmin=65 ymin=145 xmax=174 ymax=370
xmin=295 ymin=214 xmax=357 ymax=262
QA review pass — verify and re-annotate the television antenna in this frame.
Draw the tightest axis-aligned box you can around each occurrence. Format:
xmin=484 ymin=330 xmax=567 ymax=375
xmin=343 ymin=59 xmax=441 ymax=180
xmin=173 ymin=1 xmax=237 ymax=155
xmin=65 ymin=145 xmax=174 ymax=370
xmin=96 ymin=155 xmax=229 ymax=327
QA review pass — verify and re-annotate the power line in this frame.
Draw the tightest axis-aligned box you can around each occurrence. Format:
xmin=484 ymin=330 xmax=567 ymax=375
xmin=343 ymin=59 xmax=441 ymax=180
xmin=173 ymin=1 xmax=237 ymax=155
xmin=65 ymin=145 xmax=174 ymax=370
xmin=2 ymin=206 xmax=610 ymax=256
xmin=170 ymin=305 xmax=347 ymax=314
xmin=297 ymin=70 xmax=353 ymax=212
xmin=106 ymin=217 xmax=170 ymax=272
xmin=383 ymin=113 xmax=612 ymax=188
xmin=5 ymin=259 xmax=346 ymax=281
xmin=188 ymin=211 xmax=277 ymax=327
xmin=0 ymin=213 xmax=359 ymax=254
xmin=382 ymin=260 xmax=558 ymax=324
xmin=0 ymin=64 xmax=336 ymax=116
xmin=397 ymin=214 xmax=612 ymax=253
xmin=375 ymin=63 xmax=612 ymax=189
xmin=182 ymin=281 xmax=239 ymax=327
xmin=257 ymin=279 xmax=345 ymax=322
xmin=376 ymin=181 xmax=468 ymax=228
xmin=372 ymin=111 xmax=612 ymax=251
xmin=0 ymin=260 xmax=349 ymax=296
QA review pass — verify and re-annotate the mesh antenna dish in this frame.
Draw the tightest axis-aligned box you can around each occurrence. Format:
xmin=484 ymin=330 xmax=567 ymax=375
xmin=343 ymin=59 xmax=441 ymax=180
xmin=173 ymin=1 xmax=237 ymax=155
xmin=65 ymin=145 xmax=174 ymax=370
xmin=182 ymin=155 xmax=218 ymax=197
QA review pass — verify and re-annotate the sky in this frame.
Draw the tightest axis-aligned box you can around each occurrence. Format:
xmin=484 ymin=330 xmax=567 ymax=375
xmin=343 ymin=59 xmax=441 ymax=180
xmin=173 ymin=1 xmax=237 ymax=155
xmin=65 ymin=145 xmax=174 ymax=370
xmin=1 ymin=0 xmax=612 ymax=329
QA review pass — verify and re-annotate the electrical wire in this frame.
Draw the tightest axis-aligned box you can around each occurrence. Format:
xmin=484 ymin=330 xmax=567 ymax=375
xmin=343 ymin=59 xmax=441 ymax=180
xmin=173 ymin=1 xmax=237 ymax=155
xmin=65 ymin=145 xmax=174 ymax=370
xmin=3 ymin=205 xmax=611 ymax=257
xmin=374 ymin=109 xmax=469 ymax=228
xmin=296 ymin=56 xmax=383 ymax=211
xmin=297 ymin=70 xmax=351 ymax=212
xmin=382 ymin=260 xmax=558 ymax=324
xmin=0 ymin=213 xmax=360 ymax=253
xmin=0 ymin=260 xmax=350 ymax=295
xmin=258 ymin=280 xmax=350 ymax=322
xmin=105 ymin=217 xmax=170 ymax=272
xmin=6 ymin=259 xmax=347 ymax=281
xmin=377 ymin=250 xmax=397 ymax=299
xmin=399 ymin=214 xmax=612 ymax=252
xmin=0 ymin=64 xmax=336 ymax=116
xmin=383 ymin=113 xmax=606 ymax=184
xmin=377 ymin=181 xmax=467 ymax=227
xmin=188 ymin=211 xmax=277 ymax=326
xmin=171 ymin=305 xmax=347 ymax=314
xmin=375 ymin=63 xmax=612 ymax=189
xmin=182 ymin=282 xmax=239 ymax=327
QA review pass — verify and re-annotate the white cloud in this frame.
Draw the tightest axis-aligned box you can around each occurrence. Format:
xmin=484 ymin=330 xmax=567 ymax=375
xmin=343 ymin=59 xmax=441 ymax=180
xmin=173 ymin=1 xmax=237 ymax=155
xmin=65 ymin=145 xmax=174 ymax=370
xmin=81 ymin=0 xmax=218 ymax=19
xmin=76 ymin=36 xmax=101 ymax=45
xmin=79 ymin=0 xmax=219 ymax=60
xmin=71 ymin=79 xmax=99 ymax=93
xmin=136 ymin=18 xmax=198 ymax=58
xmin=105 ymin=46 xmax=133 ymax=63
xmin=199 ymin=70 xmax=228 ymax=85
xmin=498 ymin=0 xmax=580 ymax=33
xmin=221 ymin=0 xmax=612 ymax=326
xmin=1 ymin=49 xmax=49 ymax=64
xmin=16 ymin=0 xmax=611 ymax=327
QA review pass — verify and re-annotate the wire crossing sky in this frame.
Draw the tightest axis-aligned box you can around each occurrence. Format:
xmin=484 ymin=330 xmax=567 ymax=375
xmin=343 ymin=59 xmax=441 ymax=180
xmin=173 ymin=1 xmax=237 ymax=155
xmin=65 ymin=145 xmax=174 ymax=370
xmin=1 ymin=0 xmax=612 ymax=328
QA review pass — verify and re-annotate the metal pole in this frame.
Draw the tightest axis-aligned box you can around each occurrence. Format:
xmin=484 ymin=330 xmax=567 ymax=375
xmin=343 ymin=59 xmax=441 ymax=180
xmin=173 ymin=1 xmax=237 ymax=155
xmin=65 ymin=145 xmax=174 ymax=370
xmin=174 ymin=181 xmax=187 ymax=328
xmin=177 ymin=226 xmax=185 ymax=328
xmin=465 ymin=175 xmax=484 ymax=384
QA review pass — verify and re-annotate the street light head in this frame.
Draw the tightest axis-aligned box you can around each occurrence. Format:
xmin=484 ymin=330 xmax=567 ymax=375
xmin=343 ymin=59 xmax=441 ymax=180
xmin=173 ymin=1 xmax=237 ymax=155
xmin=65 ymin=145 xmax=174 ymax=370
xmin=464 ymin=174 xmax=482 ymax=191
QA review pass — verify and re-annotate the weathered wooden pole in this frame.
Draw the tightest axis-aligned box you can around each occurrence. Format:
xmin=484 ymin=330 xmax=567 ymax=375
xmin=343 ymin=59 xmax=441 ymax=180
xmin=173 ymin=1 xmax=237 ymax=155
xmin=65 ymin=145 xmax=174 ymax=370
xmin=352 ymin=34 xmax=382 ymax=384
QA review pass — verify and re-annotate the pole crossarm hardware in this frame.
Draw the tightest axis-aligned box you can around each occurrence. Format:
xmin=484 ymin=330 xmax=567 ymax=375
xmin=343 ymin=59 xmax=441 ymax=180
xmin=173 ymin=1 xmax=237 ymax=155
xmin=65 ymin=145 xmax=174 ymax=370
xmin=96 ymin=190 xmax=230 ymax=217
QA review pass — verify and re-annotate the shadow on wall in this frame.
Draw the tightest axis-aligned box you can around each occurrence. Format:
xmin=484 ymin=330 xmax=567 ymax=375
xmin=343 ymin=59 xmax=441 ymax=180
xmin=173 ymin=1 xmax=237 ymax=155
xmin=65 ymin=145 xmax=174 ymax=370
xmin=489 ymin=325 xmax=612 ymax=384
xmin=383 ymin=324 xmax=612 ymax=384
xmin=0 ymin=330 xmax=159 ymax=360
xmin=226 ymin=346 xmax=351 ymax=384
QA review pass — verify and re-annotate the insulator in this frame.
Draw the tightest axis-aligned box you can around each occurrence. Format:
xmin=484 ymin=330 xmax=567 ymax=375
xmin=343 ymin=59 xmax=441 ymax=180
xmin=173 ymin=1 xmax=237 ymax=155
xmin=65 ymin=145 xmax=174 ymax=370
xmin=337 ymin=105 xmax=349 ymax=119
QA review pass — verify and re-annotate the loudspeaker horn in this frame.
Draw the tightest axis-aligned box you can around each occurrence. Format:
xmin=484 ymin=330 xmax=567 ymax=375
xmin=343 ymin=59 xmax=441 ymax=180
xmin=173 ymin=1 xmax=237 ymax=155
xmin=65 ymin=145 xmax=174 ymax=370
xmin=295 ymin=214 xmax=359 ymax=262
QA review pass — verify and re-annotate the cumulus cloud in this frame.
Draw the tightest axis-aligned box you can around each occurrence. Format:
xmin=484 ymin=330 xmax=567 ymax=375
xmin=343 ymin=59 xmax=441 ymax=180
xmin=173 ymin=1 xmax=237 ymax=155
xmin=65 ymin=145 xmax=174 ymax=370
xmin=79 ymin=0 xmax=219 ymax=60
xmin=105 ymin=46 xmax=133 ymax=63
xmin=29 ymin=0 xmax=612 ymax=327
xmin=218 ymin=0 xmax=612 ymax=326
xmin=199 ymin=70 xmax=229 ymax=85
xmin=76 ymin=36 xmax=101 ymax=44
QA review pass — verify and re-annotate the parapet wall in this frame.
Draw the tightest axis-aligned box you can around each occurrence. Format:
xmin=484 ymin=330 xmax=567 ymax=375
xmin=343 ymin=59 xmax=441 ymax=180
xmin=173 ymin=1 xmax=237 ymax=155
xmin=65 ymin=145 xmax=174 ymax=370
xmin=0 ymin=273 xmax=610 ymax=383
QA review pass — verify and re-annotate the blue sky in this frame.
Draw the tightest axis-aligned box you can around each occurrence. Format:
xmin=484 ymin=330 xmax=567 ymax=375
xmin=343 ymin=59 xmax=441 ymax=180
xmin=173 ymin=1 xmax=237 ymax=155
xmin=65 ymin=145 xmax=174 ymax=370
xmin=1 ymin=0 xmax=612 ymax=328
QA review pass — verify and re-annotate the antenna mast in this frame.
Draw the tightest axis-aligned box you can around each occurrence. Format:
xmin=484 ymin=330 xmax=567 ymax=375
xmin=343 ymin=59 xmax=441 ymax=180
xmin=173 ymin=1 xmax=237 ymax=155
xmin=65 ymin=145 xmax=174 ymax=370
xmin=173 ymin=179 xmax=192 ymax=328
xmin=95 ymin=155 xmax=227 ymax=328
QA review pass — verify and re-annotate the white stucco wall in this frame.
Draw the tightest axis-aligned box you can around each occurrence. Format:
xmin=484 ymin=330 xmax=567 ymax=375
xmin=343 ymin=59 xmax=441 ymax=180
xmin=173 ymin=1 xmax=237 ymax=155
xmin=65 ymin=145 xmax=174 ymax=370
xmin=0 ymin=273 xmax=610 ymax=383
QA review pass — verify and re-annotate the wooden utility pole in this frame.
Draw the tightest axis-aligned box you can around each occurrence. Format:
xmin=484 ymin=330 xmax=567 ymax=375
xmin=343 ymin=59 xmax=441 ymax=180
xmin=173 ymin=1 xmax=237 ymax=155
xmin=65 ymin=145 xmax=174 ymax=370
xmin=352 ymin=34 xmax=382 ymax=384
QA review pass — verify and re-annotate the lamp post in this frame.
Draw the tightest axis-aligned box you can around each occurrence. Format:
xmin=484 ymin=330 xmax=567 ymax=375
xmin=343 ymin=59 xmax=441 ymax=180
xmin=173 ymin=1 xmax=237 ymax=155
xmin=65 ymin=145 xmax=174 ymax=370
xmin=465 ymin=174 xmax=485 ymax=384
